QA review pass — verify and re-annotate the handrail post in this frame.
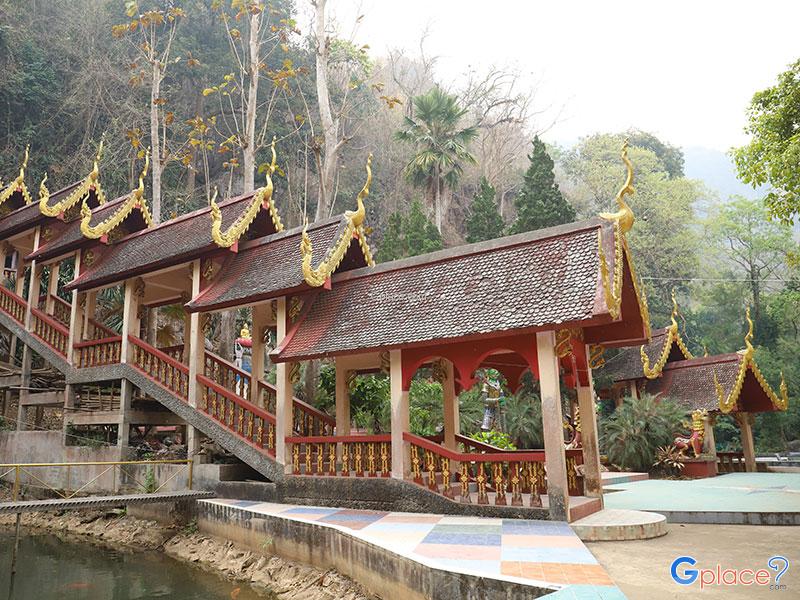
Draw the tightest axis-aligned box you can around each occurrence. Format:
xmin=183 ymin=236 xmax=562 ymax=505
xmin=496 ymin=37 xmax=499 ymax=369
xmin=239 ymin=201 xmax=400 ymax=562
xmin=187 ymin=459 xmax=194 ymax=490
xmin=12 ymin=465 xmax=20 ymax=500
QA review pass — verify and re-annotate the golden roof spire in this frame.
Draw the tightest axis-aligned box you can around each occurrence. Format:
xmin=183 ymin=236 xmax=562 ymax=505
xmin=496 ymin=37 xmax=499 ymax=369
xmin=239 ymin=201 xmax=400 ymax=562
xmin=600 ymin=139 xmax=635 ymax=234
xmin=345 ymin=154 xmax=372 ymax=228
xmin=80 ymin=148 xmax=153 ymax=239
xmin=743 ymin=305 xmax=754 ymax=357
xmin=210 ymin=136 xmax=283 ymax=248
xmin=0 ymin=145 xmax=33 ymax=209
xmin=301 ymin=154 xmax=375 ymax=287
xmin=640 ymin=289 xmax=693 ymax=378
xmin=40 ymin=137 xmax=108 ymax=217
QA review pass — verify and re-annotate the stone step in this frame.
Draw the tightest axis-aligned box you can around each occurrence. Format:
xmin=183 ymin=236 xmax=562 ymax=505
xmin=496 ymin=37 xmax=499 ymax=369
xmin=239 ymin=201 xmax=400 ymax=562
xmin=570 ymin=508 xmax=667 ymax=541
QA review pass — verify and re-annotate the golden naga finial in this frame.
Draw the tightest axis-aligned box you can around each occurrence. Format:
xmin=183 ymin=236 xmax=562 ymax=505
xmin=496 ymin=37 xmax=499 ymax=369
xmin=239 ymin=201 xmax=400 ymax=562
xmin=40 ymin=137 xmax=107 ymax=217
xmin=301 ymin=154 xmax=376 ymax=287
xmin=345 ymin=154 xmax=372 ymax=228
xmin=669 ymin=289 xmax=679 ymax=331
xmin=80 ymin=148 xmax=153 ymax=239
xmin=211 ymin=137 xmax=282 ymax=248
xmin=743 ymin=306 xmax=755 ymax=358
xmin=641 ymin=288 xmax=693 ymax=379
xmin=600 ymin=139 xmax=635 ymax=234
xmin=1 ymin=144 xmax=33 ymax=208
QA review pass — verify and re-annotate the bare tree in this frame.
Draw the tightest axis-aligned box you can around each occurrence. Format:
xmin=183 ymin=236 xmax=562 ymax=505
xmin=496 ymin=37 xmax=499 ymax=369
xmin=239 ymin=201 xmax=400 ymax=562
xmin=112 ymin=2 xmax=185 ymax=224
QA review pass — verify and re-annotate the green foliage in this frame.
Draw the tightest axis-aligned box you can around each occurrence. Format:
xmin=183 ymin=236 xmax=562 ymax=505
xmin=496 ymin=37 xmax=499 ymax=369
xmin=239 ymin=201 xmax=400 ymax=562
xmin=653 ymin=445 xmax=686 ymax=477
xmin=408 ymin=379 xmax=444 ymax=437
xmin=600 ymin=394 xmax=686 ymax=472
xmin=732 ymin=59 xmax=800 ymax=224
xmin=0 ymin=415 xmax=13 ymax=431
xmin=457 ymin=386 xmax=485 ymax=434
xmin=562 ymin=132 xmax=703 ymax=320
xmin=509 ymin=136 xmax=575 ymax=234
xmin=143 ymin=466 xmax=157 ymax=493
xmin=405 ymin=200 xmax=443 ymax=256
xmin=626 ymin=129 xmax=684 ymax=179
xmin=465 ymin=177 xmax=505 ymax=243
xmin=503 ymin=393 xmax=544 ymax=449
xmin=376 ymin=200 xmax=442 ymax=262
xmin=470 ymin=430 xmax=517 ymax=450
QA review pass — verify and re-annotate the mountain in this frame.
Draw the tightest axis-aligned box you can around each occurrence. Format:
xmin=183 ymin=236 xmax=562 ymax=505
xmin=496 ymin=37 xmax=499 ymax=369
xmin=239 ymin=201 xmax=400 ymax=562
xmin=683 ymin=146 xmax=763 ymax=201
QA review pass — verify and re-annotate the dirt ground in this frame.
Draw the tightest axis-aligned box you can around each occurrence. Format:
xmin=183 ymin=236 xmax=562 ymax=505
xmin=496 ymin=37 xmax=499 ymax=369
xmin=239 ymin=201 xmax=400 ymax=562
xmin=587 ymin=523 xmax=798 ymax=599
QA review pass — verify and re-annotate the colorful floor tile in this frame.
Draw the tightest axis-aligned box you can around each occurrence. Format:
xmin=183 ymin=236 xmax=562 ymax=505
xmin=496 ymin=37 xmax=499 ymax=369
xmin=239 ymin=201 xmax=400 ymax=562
xmin=202 ymin=498 xmax=627 ymax=599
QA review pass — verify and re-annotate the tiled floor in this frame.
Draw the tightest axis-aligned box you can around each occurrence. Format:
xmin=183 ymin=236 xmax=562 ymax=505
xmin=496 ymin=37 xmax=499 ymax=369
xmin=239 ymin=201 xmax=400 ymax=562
xmin=603 ymin=472 xmax=800 ymax=513
xmin=600 ymin=472 xmax=649 ymax=486
xmin=203 ymin=499 xmax=626 ymax=599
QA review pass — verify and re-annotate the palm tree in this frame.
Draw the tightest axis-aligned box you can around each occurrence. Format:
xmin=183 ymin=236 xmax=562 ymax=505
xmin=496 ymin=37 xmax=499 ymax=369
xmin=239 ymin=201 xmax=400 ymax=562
xmin=395 ymin=87 xmax=478 ymax=232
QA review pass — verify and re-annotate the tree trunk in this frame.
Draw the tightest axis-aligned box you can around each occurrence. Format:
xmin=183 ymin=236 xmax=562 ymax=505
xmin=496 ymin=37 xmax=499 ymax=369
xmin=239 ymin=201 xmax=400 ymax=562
xmin=313 ymin=0 xmax=339 ymax=221
xmin=242 ymin=10 xmax=261 ymax=194
xmin=218 ymin=311 xmax=236 ymax=362
xmin=434 ymin=168 xmax=443 ymax=233
xmin=150 ymin=61 xmax=162 ymax=225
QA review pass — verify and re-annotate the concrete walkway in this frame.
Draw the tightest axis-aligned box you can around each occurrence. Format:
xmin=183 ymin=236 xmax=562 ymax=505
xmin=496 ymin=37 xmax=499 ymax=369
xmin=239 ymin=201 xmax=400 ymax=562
xmin=203 ymin=499 xmax=627 ymax=599
xmin=603 ymin=473 xmax=800 ymax=524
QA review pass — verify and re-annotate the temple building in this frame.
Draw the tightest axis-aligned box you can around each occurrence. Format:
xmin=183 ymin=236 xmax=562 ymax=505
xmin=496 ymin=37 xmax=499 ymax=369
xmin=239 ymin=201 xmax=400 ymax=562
xmin=1 ymin=141 xmax=652 ymax=522
xmin=598 ymin=295 xmax=789 ymax=474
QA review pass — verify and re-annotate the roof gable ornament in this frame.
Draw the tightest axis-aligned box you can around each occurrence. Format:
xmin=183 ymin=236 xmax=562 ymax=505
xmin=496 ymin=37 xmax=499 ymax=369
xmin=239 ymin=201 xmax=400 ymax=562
xmin=596 ymin=140 xmax=650 ymax=335
xmin=210 ymin=136 xmax=284 ymax=249
xmin=713 ymin=306 xmax=789 ymax=413
xmin=301 ymin=154 xmax=375 ymax=287
xmin=0 ymin=145 xmax=33 ymax=210
xmin=40 ymin=138 xmax=108 ymax=218
xmin=80 ymin=147 xmax=154 ymax=240
xmin=640 ymin=290 xmax=694 ymax=378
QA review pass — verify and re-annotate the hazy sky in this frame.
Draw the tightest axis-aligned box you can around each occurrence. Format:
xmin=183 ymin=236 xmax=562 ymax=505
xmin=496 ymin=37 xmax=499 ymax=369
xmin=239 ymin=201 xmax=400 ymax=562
xmin=308 ymin=0 xmax=799 ymax=152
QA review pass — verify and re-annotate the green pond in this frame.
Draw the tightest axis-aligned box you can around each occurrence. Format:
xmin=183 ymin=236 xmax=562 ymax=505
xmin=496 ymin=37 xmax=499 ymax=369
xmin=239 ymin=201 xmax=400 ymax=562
xmin=0 ymin=530 xmax=269 ymax=600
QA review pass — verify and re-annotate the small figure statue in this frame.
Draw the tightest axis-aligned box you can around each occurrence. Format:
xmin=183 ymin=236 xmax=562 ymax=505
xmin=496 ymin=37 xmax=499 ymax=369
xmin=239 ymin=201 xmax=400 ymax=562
xmin=674 ymin=409 xmax=707 ymax=458
xmin=234 ymin=325 xmax=253 ymax=372
xmin=480 ymin=369 xmax=506 ymax=432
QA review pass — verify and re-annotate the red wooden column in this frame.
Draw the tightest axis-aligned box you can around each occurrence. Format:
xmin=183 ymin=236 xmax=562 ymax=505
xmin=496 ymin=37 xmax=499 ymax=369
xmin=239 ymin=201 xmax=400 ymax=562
xmin=536 ymin=330 xmax=569 ymax=521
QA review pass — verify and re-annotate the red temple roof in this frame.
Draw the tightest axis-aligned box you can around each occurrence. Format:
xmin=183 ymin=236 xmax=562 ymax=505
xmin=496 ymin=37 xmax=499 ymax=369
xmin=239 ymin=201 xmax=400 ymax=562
xmin=273 ymin=218 xmax=650 ymax=363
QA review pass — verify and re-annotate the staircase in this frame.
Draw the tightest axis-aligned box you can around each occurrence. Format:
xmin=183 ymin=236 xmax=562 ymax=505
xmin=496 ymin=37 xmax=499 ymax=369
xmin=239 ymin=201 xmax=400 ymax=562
xmin=0 ymin=286 xmax=334 ymax=483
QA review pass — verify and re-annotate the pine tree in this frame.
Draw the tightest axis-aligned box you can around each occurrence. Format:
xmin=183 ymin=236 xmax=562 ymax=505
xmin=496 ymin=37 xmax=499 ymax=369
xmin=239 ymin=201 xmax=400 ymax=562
xmin=405 ymin=200 xmax=443 ymax=256
xmin=376 ymin=212 xmax=406 ymax=262
xmin=509 ymin=136 xmax=575 ymax=234
xmin=465 ymin=177 xmax=505 ymax=243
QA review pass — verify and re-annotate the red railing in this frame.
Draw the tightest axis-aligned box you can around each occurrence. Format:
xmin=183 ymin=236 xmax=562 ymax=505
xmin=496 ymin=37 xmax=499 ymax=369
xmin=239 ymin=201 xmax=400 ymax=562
xmin=286 ymin=434 xmax=391 ymax=477
xmin=128 ymin=335 xmax=189 ymax=400
xmin=30 ymin=307 xmax=69 ymax=356
xmin=203 ymin=350 xmax=335 ymax=437
xmin=204 ymin=351 xmax=251 ymax=399
xmin=159 ymin=344 xmax=185 ymax=363
xmin=404 ymin=433 xmax=584 ymax=506
xmin=87 ymin=318 xmax=118 ymax=340
xmin=50 ymin=294 xmax=72 ymax=326
xmin=75 ymin=336 xmax=122 ymax=368
xmin=197 ymin=374 xmax=276 ymax=456
xmin=0 ymin=286 xmax=26 ymax=324
xmin=259 ymin=380 xmax=336 ymax=436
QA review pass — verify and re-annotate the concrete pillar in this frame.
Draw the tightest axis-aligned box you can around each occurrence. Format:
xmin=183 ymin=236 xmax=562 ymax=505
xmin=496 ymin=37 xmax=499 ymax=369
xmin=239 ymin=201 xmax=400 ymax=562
xmin=24 ymin=263 xmax=41 ymax=330
xmin=390 ymin=349 xmax=409 ymax=480
xmin=442 ymin=360 xmax=459 ymax=451
xmin=16 ymin=345 xmax=32 ymax=431
xmin=14 ymin=253 xmax=26 ymax=298
xmin=536 ymin=330 xmax=569 ymax=521
xmin=66 ymin=252 xmax=82 ymax=365
xmin=274 ymin=296 xmax=294 ymax=471
xmin=82 ymin=291 xmax=97 ymax=341
xmin=578 ymin=345 xmax=603 ymax=502
xmin=186 ymin=260 xmax=204 ymax=457
xmin=182 ymin=310 xmax=191 ymax=364
xmin=120 ymin=280 xmax=141 ymax=364
xmin=45 ymin=262 xmax=60 ymax=314
xmin=739 ymin=412 xmax=757 ymax=473
xmin=118 ymin=379 xmax=133 ymax=454
xmin=704 ymin=414 xmax=718 ymax=475
xmin=250 ymin=303 xmax=270 ymax=406
xmin=334 ymin=359 xmax=351 ymax=436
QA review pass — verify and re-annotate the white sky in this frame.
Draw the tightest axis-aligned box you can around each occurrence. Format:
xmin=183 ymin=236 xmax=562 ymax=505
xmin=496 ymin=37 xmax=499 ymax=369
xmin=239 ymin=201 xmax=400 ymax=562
xmin=310 ymin=0 xmax=800 ymax=151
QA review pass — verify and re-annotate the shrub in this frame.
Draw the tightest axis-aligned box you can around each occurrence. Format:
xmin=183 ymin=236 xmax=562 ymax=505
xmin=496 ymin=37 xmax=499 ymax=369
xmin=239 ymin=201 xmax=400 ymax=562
xmin=600 ymin=394 xmax=685 ymax=472
xmin=470 ymin=430 xmax=517 ymax=450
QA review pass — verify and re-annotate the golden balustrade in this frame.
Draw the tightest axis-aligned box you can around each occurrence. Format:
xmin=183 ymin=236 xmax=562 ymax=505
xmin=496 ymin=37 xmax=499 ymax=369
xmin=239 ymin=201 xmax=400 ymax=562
xmin=75 ymin=336 xmax=122 ymax=368
xmin=129 ymin=335 xmax=189 ymax=400
xmin=30 ymin=307 xmax=69 ymax=356
xmin=0 ymin=285 xmax=26 ymax=324
xmin=286 ymin=434 xmax=391 ymax=477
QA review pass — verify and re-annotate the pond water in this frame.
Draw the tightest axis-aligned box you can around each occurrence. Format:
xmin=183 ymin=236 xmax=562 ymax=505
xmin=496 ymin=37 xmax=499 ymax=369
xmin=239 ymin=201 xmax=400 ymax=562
xmin=0 ymin=530 xmax=270 ymax=600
